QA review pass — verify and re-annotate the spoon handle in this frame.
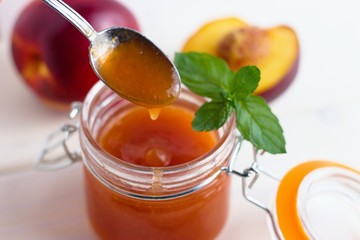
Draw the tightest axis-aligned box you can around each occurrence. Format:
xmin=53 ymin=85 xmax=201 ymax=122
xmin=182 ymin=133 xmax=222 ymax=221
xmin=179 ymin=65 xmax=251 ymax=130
xmin=42 ymin=0 xmax=97 ymax=41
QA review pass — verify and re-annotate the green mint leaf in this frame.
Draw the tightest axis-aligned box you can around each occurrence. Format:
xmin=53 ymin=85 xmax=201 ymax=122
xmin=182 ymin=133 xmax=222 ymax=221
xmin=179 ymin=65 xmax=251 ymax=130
xmin=235 ymin=95 xmax=286 ymax=154
xmin=192 ymin=101 xmax=233 ymax=131
xmin=174 ymin=52 xmax=286 ymax=155
xmin=231 ymin=66 xmax=260 ymax=100
xmin=174 ymin=52 xmax=233 ymax=100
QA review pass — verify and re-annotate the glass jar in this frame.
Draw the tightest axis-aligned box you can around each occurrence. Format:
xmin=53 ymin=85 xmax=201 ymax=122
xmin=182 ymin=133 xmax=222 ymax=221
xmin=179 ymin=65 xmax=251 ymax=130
xmin=37 ymin=81 xmax=360 ymax=240
xmin=78 ymin=81 xmax=237 ymax=239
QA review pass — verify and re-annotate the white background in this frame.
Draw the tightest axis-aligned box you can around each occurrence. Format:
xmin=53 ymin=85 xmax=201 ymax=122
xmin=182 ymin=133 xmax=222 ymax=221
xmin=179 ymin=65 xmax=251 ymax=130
xmin=1 ymin=0 xmax=360 ymax=239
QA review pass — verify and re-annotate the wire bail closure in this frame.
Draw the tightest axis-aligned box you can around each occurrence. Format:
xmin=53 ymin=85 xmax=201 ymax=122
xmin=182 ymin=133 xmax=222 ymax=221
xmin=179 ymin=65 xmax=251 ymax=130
xmin=35 ymin=102 xmax=83 ymax=171
xmin=222 ymin=135 xmax=282 ymax=240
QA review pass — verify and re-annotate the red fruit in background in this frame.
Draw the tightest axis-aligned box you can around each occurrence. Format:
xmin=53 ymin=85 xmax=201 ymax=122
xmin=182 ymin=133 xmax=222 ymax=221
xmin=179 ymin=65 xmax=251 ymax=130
xmin=11 ymin=0 xmax=140 ymax=109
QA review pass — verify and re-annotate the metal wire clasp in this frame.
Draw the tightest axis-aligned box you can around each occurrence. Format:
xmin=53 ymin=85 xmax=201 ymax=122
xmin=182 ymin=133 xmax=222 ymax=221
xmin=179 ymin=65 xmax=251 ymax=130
xmin=35 ymin=102 xmax=83 ymax=171
xmin=222 ymin=137 xmax=282 ymax=240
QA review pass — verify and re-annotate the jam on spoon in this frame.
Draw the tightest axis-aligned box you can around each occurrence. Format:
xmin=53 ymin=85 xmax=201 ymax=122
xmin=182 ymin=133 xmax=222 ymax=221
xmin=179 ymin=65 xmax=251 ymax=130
xmin=43 ymin=0 xmax=181 ymax=117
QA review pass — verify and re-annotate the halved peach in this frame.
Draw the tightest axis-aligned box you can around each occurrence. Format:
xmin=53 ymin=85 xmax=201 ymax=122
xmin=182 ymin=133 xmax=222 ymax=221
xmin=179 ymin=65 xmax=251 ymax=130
xmin=182 ymin=17 xmax=299 ymax=101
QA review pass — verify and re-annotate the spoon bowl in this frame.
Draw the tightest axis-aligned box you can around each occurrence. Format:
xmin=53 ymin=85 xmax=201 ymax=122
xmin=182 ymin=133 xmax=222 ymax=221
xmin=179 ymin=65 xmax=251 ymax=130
xmin=43 ymin=0 xmax=181 ymax=108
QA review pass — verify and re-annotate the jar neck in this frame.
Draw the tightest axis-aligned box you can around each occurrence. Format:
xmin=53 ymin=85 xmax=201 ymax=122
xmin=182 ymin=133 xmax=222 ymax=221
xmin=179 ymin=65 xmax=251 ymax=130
xmin=80 ymin=82 xmax=236 ymax=200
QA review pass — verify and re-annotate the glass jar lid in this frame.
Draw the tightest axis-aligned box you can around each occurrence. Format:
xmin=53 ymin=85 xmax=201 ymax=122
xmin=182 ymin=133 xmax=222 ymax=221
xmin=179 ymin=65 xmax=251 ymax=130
xmin=276 ymin=161 xmax=360 ymax=240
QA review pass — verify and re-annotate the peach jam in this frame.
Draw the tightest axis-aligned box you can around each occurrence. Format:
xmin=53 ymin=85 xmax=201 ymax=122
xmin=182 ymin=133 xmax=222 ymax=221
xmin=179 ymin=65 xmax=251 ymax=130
xmin=80 ymin=82 xmax=236 ymax=240
xmin=97 ymin=105 xmax=218 ymax=167
xmin=96 ymin=36 xmax=180 ymax=109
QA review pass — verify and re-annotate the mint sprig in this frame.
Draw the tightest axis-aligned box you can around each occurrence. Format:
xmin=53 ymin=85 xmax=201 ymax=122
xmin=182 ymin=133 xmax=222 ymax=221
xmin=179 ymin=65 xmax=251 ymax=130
xmin=192 ymin=101 xmax=233 ymax=131
xmin=174 ymin=52 xmax=286 ymax=154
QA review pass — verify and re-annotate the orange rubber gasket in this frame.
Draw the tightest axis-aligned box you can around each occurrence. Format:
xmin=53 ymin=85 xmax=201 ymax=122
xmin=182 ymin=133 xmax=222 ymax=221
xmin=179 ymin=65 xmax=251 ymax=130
xmin=276 ymin=160 xmax=359 ymax=240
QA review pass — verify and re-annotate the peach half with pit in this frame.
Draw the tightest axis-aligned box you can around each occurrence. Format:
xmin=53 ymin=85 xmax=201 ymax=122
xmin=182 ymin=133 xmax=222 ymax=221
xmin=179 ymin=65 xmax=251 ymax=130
xmin=182 ymin=17 xmax=300 ymax=101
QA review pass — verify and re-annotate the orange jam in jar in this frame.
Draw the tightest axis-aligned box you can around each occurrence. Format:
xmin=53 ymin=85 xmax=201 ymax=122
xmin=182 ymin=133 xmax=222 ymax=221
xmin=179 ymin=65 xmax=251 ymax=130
xmin=80 ymin=82 xmax=236 ymax=240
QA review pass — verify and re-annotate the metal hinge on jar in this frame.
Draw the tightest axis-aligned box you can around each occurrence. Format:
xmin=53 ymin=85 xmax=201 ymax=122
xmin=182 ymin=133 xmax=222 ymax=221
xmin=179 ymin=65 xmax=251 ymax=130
xmin=221 ymin=136 xmax=282 ymax=240
xmin=35 ymin=102 xmax=83 ymax=171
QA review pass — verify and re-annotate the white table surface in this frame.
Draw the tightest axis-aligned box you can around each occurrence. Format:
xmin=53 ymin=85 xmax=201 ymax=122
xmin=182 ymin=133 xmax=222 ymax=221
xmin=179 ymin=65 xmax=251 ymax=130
xmin=1 ymin=0 xmax=360 ymax=239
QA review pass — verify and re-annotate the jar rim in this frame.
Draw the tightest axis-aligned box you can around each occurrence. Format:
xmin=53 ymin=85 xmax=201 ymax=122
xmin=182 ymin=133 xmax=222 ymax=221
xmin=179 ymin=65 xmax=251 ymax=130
xmin=81 ymin=80 xmax=236 ymax=174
